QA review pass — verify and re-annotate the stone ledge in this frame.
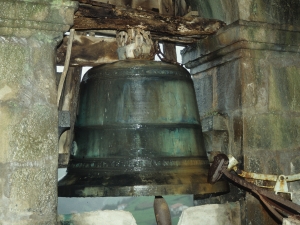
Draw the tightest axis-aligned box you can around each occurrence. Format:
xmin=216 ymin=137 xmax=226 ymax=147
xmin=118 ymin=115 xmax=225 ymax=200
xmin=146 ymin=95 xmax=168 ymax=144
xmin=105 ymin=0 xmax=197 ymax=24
xmin=0 ymin=0 xmax=78 ymax=37
xmin=0 ymin=19 xmax=71 ymax=33
xmin=186 ymin=48 xmax=300 ymax=75
xmin=194 ymin=0 xmax=300 ymax=26
xmin=0 ymin=1 xmax=77 ymax=24
xmin=182 ymin=20 xmax=300 ymax=67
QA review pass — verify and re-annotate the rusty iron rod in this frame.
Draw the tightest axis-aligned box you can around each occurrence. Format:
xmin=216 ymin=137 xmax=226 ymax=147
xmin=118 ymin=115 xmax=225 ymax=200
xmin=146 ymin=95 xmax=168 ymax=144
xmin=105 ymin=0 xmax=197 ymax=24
xmin=222 ymin=169 xmax=300 ymax=215
xmin=208 ymin=154 xmax=300 ymax=222
xmin=256 ymin=191 xmax=284 ymax=221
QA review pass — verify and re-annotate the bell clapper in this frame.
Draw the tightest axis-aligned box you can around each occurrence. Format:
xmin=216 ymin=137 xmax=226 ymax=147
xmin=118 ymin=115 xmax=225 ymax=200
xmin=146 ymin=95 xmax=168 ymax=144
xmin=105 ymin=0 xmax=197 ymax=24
xmin=154 ymin=196 xmax=172 ymax=225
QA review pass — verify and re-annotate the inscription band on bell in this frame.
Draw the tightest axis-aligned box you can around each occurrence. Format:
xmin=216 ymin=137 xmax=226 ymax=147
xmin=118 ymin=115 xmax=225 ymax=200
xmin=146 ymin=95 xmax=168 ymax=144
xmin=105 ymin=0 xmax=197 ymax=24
xmin=68 ymin=157 xmax=207 ymax=172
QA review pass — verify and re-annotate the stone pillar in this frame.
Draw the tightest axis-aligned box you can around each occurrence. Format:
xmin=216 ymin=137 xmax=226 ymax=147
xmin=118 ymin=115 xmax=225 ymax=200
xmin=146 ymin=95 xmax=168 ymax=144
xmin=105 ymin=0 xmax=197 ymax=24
xmin=0 ymin=1 xmax=77 ymax=224
xmin=182 ymin=1 xmax=300 ymax=224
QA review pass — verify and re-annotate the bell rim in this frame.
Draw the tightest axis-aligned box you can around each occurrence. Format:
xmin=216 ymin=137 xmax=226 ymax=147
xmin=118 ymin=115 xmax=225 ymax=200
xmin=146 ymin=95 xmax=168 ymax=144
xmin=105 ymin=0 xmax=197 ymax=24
xmin=58 ymin=178 xmax=229 ymax=198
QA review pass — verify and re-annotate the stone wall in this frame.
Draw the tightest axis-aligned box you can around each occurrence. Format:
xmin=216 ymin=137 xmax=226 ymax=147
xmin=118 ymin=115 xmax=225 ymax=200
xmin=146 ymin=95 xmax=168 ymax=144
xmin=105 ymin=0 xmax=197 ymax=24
xmin=183 ymin=0 xmax=300 ymax=224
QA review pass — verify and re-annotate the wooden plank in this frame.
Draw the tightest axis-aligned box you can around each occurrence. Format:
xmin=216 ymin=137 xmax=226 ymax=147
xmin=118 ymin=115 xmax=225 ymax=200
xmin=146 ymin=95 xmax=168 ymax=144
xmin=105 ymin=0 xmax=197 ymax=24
xmin=58 ymin=67 xmax=82 ymax=168
xmin=163 ymin=42 xmax=177 ymax=62
xmin=73 ymin=16 xmax=224 ymax=36
xmin=56 ymin=34 xmax=198 ymax=67
xmin=56 ymin=35 xmax=118 ymax=66
xmin=55 ymin=35 xmax=200 ymax=68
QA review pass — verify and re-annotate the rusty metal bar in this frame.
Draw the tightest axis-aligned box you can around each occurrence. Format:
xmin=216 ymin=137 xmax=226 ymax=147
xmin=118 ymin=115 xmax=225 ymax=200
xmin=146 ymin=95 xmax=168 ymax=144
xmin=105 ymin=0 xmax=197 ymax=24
xmin=223 ymin=167 xmax=300 ymax=214
xmin=237 ymin=170 xmax=278 ymax=181
xmin=256 ymin=192 xmax=284 ymax=222
xmin=209 ymin=154 xmax=300 ymax=223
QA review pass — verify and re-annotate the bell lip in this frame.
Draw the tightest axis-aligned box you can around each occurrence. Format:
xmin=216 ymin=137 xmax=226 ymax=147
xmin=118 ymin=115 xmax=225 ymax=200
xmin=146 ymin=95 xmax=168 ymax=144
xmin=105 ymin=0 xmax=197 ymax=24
xmin=57 ymin=172 xmax=229 ymax=197
xmin=58 ymin=181 xmax=229 ymax=198
xmin=58 ymin=181 xmax=229 ymax=197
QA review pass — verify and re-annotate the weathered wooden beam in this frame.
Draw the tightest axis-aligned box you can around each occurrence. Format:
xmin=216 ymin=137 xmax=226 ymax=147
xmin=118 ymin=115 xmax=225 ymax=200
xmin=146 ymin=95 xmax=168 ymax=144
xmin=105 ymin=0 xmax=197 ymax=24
xmin=73 ymin=3 xmax=225 ymax=37
xmin=58 ymin=67 xmax=82 ymax=168
xmin=73 ymin=16 xmax=224 ymax=37
xmin=56 ymin=34 xmax=199 ymax=67
xmin=152 ymin=35 xmax=198 ymax=44
xmin=56 ymin=35 xmax=118 ymax=66
xmin=83 ymin=30 xmax=199 ymax=43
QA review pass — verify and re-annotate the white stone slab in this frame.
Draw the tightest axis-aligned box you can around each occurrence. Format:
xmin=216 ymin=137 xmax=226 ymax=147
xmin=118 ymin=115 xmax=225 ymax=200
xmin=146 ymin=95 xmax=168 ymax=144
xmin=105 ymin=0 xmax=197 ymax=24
xmin=283 ymin=217 xmax=300 ymax=225
xmin=58 ymin=210 xmax=137 ymax=225
xmin=177 ymin=202 xmax=241 ymax=225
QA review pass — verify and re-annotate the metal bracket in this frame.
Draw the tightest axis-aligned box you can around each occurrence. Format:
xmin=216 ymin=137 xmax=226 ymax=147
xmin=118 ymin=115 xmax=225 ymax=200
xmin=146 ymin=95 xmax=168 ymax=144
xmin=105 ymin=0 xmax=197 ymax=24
xmin=227 ymin=155 xmax=300 ymax=200
xmin=208 ymin=154 xmax=300 ymax=222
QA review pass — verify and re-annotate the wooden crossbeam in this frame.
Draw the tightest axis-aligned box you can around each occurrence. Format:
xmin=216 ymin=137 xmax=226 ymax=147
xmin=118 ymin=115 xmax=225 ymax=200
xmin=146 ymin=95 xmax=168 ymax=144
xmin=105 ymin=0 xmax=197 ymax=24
xmin=56 ymin=1 xmax=226 ymax=67
xmin=73 ymin=1 xmax=225 ymax=40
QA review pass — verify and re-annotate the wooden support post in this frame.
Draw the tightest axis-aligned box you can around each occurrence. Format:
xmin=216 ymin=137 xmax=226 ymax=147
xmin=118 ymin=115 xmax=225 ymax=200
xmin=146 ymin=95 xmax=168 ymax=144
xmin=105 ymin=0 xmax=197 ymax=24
xmin=58 ymin=66 xmax=82 ymax=167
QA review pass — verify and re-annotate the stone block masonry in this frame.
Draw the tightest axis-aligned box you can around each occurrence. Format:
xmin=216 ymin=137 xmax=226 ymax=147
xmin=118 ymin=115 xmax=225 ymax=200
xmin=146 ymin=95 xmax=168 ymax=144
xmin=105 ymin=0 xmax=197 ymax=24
xmin=0 ymin=0 xmax=77 ymax=224
xmin=182 ymin=1 xmax=300 ymax=224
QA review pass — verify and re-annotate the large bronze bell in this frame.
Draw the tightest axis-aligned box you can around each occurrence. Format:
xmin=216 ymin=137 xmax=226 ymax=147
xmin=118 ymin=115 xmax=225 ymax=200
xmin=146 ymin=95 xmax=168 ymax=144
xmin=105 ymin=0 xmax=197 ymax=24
xmin=58 ymin=60 xmax=228 ymax=197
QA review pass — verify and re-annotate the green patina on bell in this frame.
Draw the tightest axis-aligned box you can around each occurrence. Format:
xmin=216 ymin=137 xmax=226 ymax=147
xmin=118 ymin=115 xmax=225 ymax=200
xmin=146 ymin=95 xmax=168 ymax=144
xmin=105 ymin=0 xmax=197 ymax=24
xmin=58 ymin=60 xmax=228 ymax=197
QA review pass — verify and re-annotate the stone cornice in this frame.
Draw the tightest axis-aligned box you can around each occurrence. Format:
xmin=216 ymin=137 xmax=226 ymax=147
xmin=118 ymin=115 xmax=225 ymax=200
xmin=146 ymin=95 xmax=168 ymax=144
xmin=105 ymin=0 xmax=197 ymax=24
xmin=0 ymin=0 xmax=78 ymax=38
xmin=194 ymin=0 xmax=300 ymax=27
xmin=182 ymin=20 xmax=300 ymax=67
